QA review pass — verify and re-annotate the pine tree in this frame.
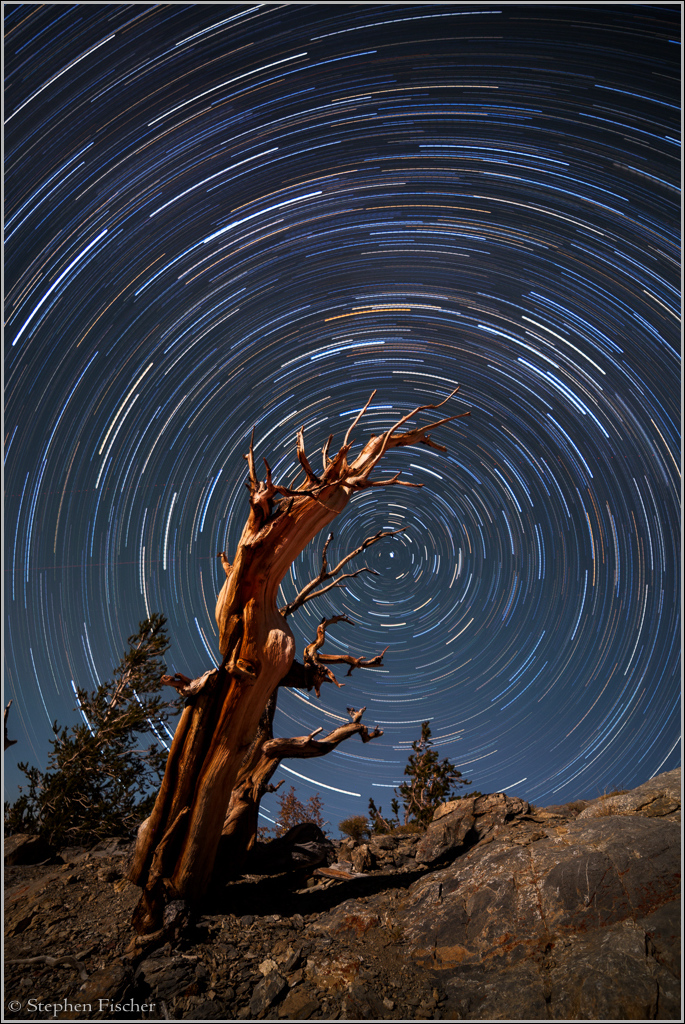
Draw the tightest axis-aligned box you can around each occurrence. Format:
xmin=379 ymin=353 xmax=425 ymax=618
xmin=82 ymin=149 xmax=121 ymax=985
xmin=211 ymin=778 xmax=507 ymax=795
xmin=368 ymin=721 xmax=473 ymax=832
xmin=4 ymin=614 xmax=181 ymax=847
xmin=397 ymin=721 xmax=471 ymax=826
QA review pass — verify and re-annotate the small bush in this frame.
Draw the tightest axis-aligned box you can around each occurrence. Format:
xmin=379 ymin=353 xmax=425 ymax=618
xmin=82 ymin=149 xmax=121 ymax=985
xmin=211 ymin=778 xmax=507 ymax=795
xmin=391 ymin=821 xmax=424 ymax=835
xmin=273 ymin=786 xmax=326 ymax=836
xmin=339 ymin=815 xmax=370 ymax=842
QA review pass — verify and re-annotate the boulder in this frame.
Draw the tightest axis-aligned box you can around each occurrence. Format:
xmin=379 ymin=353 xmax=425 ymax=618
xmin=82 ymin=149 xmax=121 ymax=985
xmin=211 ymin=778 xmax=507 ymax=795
xmin=249 ymin=969 xmax=287 ymax=1015
xmin=277 ymin=986 xmax=320 ymax=1018
xmin=351 ymin=843 xmax=372 ymax=872
xmin=577 ymin=767 xmax=681 ymax=821
xmin=395 ymin=807 xmax=681 ymax=1019
xmin=404 ymin=814 xmax=680 ymax=963
xmin=78 ymin=963 xmax=132 ymax=1007
xmin=4 ymin=833 xmax=56 ymax=865
xmin=368 ymin=834 xmax=397 ymax=852
xmin=135 ymin=951 xmax=198 ymax=1001
xmin=415 ymin=792 xmax=529 ymax=865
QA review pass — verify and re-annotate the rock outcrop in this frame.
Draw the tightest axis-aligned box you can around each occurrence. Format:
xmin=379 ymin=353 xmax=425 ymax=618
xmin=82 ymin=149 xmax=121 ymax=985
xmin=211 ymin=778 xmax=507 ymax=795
xmin=4 ymin=770 xmax=680 ymax=1020
xmin=396 ymin=813 xmax=680 ymax=1019
xmin=576 ymin=767 xmax=681 ymax=821
xmin=4 ymin=833 xmax=57 ymax=865
xmin=415 ymin=791 xmax=530 ymax=865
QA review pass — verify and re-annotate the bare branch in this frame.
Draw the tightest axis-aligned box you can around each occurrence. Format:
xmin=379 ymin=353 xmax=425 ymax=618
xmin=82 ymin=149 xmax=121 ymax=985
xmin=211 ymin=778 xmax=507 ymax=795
xmin=321 ymin=434 xmax=334 ymax=469
xmin=319 ymin=441 xmax=353 ymax=486
xmin=317 ymin=645 xmax=389 ymax=677
xmin=280 ymin=526 xmax=406 ymax=617
xmin=302 ymin=615 xmax=389 ymax=685
xmin=296 ymin=426 xmax=320 ymax=484
xmin=346 ymin=386 xmax=470 ymax=485
xmin=342 ymin=389 xmax=377 ymax=449
xmin=290 ymin=566 xmax=379 ymax=609
xmin=4 ymin=700 xmax=17 ymax=751
xmin=279 ymin=612 xmax=389 ymax=696
xmin=6 ymin=955 xmax=89 ymax=983
xmin=261 ymin=705 xmax=383 ymax=759
xmin=244 ymin=426 xmax=259 ymax=488
xmin=162 ymin=671 xmax=215 ymax=698
xmin=303 ymin=614 xmax=353 ymax=663
xmin=354 ymin=472 xmax=423 ymax=489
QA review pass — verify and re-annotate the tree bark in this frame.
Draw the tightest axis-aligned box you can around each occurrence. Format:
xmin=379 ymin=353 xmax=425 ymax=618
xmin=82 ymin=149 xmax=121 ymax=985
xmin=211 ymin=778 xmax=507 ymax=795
xmin=214 ymin=693 xmax=280 ymax=874
xmin=128 ymin=389 xmax=468 ymax=932
xmin=217 ymin=687 xmax=383 ymax=876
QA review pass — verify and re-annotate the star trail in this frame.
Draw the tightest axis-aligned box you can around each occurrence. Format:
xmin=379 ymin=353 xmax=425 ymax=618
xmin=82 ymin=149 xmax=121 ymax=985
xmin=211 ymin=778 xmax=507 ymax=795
xmin=4 ymin=4 xmax=680 ymax=829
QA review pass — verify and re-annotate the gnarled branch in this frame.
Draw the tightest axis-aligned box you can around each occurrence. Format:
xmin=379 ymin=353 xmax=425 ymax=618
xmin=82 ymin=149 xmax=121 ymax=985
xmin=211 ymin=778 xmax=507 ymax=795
xmin=162 ymin=670 xmax=215 ymax=699
xmin=303 ymin=614 xmax=388 ymax=684
xmin=280 ymin=526 xmax=405 ymax=617
xmin=343 ymin=386 xmax=470 ymax=487
xmin=4 ymin=700 xmax=17 ymax=751
xmin=262 ymin=706 xmax=383 ymax=759
xmin=6 ymin=955 xmax=89 ymax=983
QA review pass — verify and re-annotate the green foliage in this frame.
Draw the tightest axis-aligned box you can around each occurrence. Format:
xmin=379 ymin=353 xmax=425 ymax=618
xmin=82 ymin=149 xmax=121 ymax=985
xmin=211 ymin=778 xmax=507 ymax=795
xmin=4 ymin=614 xmax=182 ymax=848
xmin=368 ymin=796 xmax=397 ymax=834
xmin=368 ymin=721 xmax=472 ymax=832
xmin=338 ymin=814 xmax=370 ymax=842
xmin=274 ymin=785 xmax=326 ymax=835
xmin=397 ymin=721 xmax=471 ymax=826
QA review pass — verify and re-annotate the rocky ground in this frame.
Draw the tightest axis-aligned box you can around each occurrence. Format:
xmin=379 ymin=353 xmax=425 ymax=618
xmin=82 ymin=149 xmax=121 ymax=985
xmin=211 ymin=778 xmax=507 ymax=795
xmin=4 ymin=769 xmax=681 ymax=1021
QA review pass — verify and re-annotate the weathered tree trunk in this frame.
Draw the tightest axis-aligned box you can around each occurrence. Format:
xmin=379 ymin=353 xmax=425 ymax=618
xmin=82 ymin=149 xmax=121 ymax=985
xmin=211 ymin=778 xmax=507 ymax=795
xmin=217 ymin=685 xmax=383 ymax=875
xmin=128 ymin=389 xmax=468 ymax=932
xmin=215 ymin=693 xmax=280 ymax=874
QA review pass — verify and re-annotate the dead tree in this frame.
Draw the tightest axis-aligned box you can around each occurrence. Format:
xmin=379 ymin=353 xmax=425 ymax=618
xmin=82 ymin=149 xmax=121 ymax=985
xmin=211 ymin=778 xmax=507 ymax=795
xmin=218 ymin=614 xmax=385 ymax=873
xmin=128 ymin=388 xmax=469 ymax=933
xmin=4 ymin=700 xmax=17 ymax=751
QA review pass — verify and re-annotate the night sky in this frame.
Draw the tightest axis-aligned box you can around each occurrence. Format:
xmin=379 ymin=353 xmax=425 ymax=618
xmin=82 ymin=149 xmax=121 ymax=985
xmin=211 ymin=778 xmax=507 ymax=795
xmin=4 ymin=4 xmax=680 ymax=832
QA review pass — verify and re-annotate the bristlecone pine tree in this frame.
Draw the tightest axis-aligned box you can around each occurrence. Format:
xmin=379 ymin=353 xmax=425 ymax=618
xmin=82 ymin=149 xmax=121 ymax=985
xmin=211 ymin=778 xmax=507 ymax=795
xmin=128 ymin=388 xmax=469 ymax=934
xmin=368 ymin=720 xmax=473 ymax=832
xmin=4 ymin=615 xmax=180 ymax=847
xmin=396 ymin=720 xmax=472 ymax=827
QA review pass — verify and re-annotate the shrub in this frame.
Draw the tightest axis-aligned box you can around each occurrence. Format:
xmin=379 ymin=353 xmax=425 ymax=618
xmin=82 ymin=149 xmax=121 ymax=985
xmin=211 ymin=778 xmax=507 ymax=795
xmin=368 ymin=721 xmax=473 ymax=832
xmin=338 ymin=814 xmax=370 ymax=842
xmin=274 ymin=785 xmax=326 ymax=835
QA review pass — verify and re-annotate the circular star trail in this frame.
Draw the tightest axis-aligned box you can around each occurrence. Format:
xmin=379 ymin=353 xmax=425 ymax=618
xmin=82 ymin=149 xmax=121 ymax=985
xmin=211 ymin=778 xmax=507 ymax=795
xmin=4 ymin=4 xmax=680 ymax=829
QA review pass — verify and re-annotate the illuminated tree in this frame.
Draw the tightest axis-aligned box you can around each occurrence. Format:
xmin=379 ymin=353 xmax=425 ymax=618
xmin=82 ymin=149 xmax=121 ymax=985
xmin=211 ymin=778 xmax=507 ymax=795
xmin=128 ymin=389 xmax=469 ymax=934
